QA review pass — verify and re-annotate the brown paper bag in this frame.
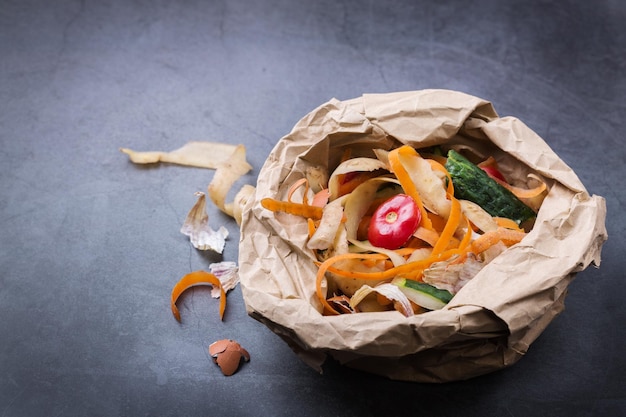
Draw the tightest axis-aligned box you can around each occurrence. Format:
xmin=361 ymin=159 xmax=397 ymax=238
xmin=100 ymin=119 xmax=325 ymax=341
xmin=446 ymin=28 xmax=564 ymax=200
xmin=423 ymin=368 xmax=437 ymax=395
xmin=238 ymin=90 xmax=607 ymax=382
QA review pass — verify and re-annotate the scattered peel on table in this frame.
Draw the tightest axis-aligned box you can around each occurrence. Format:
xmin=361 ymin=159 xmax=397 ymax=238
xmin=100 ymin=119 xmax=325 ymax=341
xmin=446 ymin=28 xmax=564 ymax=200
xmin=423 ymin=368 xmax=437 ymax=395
xmin=180 ymin=192 xmax=229 ymax=253
xmin=121 ymin=141 xmax=256 ymax=225
xmin=208 ymin=144 xmax=253 ymax=218
xmin=122 ymin=141 xmax=255 ymax=376
xmin=120 ymin=141 xmax=238 ymax=169
xmin=208 ymin=339 xmax=250 ymax=376
xmin=231 ymin=184 xmax=256 ymax=225
xmin=208 ymin=261 xmax=240 ymax=297
xmin=171 ymin=270 xmax=227 ymax=322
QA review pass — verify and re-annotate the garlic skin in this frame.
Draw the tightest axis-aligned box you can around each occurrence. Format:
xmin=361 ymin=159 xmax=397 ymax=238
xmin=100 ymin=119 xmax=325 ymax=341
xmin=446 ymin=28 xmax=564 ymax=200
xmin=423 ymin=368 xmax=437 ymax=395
xmin=208 ymin=261 xmax=240 ymax=298
xmin=422 ymin=242 xmax=507 ymax=294
xmin=180 ymin=192 xmax=228 ymax=253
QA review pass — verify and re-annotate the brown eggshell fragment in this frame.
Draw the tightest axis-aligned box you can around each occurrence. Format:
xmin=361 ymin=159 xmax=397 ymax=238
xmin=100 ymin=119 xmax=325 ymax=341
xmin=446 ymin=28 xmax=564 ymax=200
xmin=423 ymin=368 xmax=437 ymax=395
xmin=208 ymin=339 xmax=231 ymax=356
xmin=208 ymin=339 xmax=250 ymax=376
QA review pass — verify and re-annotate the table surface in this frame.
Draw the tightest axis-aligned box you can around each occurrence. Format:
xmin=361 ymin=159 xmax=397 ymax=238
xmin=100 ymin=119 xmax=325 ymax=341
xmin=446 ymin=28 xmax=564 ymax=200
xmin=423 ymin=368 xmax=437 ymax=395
xmin=1 ymin=1 xmax=624 ymax=416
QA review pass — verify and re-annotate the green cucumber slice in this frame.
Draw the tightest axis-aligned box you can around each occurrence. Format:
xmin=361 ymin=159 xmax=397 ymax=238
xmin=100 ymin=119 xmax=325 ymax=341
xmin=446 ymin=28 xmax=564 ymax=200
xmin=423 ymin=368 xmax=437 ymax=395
xmin=392 ymin=277 xmax=453 ymax=310
xmin=445 ymin=149 xmax=536 ymax=225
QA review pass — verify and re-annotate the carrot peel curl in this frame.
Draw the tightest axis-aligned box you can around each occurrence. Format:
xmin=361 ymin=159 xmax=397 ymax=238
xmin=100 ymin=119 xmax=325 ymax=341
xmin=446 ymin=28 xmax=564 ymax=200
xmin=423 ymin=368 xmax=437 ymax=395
xmin=171 ymin=270 xmax=227 ymax=322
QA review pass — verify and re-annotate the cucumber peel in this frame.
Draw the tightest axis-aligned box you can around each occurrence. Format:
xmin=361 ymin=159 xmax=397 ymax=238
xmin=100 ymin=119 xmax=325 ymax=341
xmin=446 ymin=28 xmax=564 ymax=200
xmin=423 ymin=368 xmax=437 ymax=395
xmin=392 ymin=277 xmax=453 ymax=310
xmin=445 ymin=150 xmax=536 ymax=225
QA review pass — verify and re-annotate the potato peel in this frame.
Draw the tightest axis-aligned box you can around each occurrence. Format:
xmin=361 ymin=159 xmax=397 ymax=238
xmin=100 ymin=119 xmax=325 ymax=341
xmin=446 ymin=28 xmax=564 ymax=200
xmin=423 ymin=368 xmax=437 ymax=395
xmin=120 ymin=141 xmax=238 ymax=169
xmin=328 ymin=157 xmax=388 ymax=200
xmin=306 ymin=199 xmax=345 ymax=251
xmin=122 ymin=141 xmax=255 ymax=224
xmin=208 ymin=144 xmax=253 ymax=217
xmin=180 ymin=192 xmax=228 ymax=253
xmin=396 ymin=148 xmax=451 ymax=218
xmin=231 ymin=184 xmax=256 ymax=226
xmin=459 ymin=199 xmax=498 ymax=233
xmin=349 ymin=283 xmax=414 ymax=317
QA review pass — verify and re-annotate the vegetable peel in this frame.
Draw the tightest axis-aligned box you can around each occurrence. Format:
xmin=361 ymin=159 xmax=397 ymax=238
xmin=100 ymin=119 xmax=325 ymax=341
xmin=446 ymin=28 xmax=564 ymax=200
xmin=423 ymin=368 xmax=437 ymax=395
xmin=328 ymin=157 xmax=388 ymax=200
xmin=349 ymin=283 xmax=414 ymax=317
xmin=171 ymin=270 xmax=227 ymax=322
xmin=120 ymin=141 xmax=238 ymax=169
xmin=262 ymin=144 xmax=541 ymax=316
xmin=180 ymin=192 xmax=228 ymax=253
xmin=208 ymin=261 xmax=240 ymax=297
xmin=261 ymin=198 xmax=324 ymax=220
xmin=208 ymin=144 xmax=253 ymax=217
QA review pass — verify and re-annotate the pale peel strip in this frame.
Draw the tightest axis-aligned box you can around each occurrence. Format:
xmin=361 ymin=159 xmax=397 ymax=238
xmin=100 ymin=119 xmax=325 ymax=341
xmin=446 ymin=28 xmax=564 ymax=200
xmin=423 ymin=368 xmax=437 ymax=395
xmin=328 ymin=157 xmax=388 ymax=200
xmin=349 ymin=283 xmax=414 ymax=317
xmin=120 ymin=141 xmax=238 ymax=169
xmin=208 ymin=144 xmax=253 ymax=217
xmin=231 ymin=184 xmax=256 ymax=226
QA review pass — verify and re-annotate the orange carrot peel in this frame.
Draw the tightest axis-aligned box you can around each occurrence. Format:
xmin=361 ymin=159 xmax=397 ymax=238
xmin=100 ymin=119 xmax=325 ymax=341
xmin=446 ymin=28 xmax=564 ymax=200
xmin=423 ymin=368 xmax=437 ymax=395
xmin=493 ymin=176 xmax=547 ymax=200
xmin=479 ymin=156 xmax=547 ymax=200
xmin=261 ymin=197 xmax=324 ymax=220
xmin=388 ymin=146 xmax=434 ymax=230
xmin=171 ymin=270 xmax=227 ymax=322
xmin=452 ymin=227 xmax=526 ymax=264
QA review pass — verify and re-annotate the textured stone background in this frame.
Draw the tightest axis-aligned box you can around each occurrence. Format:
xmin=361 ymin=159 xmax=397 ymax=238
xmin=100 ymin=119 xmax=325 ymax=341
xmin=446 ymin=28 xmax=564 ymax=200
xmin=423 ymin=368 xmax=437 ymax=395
xmin=1 ymin=1 xmax=623 ymax=416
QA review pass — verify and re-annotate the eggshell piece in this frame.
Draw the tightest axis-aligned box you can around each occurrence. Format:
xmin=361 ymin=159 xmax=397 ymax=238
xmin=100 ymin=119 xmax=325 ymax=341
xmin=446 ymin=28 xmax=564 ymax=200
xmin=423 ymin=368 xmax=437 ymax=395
xmin=208 ymin=339 xmax=250 ymax=376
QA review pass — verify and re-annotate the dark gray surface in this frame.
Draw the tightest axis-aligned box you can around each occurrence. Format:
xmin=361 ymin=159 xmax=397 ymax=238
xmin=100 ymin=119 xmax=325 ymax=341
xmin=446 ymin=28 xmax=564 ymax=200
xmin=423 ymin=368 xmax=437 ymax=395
xmin=1 ymin=0 xmax=624 ymax=416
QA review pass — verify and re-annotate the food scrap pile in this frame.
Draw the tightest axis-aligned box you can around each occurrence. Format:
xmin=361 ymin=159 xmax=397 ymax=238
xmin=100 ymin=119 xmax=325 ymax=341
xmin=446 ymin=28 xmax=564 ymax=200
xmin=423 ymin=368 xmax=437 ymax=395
xmin=262 ymin=145 xmax=548 ymax=317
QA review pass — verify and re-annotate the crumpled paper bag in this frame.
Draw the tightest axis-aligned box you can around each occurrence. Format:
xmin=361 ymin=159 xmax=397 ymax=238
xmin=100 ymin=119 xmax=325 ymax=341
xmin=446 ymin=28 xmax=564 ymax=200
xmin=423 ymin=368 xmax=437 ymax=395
xmin=238 ymin=89 xmax=607 ymax=382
